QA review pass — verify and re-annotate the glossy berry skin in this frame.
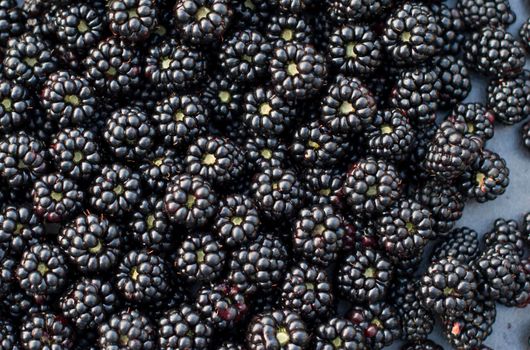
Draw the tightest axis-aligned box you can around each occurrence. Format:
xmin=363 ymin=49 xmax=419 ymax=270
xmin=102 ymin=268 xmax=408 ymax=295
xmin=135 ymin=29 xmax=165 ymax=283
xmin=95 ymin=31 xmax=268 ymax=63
xmin=55 ymin=2 xmax=106 ymax=51
xmin=99 ymin=309 xmax=156 ymax=350
xmin=314 ymin=317 xmax=367 ymax=350
xmin=0 ymin=79 xmax=33 ymax=133
xmin=109 ymin=0 xmax=158 ymax=43
xmin=214 ymin=194 xmax=260 ymax=247
xmin=196 ymin=282 xmax=248 ymax=329
xmin=158 ymin=304 xmax=213 ymax=350
xmin=20 ymin=312 xmax=74 ymax=350
xmin=0 ymin=205 xmax=43 ymax=254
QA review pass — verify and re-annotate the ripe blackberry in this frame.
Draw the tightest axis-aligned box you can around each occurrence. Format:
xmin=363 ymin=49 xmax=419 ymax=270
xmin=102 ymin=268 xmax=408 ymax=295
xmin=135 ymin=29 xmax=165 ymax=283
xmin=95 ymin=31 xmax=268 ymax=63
xmin=405 ymin=123 xmax=437 ymax=183
xmin=390 ymin=65 xmax=441 ymax=125
xmin=41 ymin=70 xmax=96 ymax=127
xmin=175 ymin=231 xmax=226 ymax=283
xmin=487 ymin=70 xmax=530 ymax=125
xmin=270 ymin=42 xmax=327 ymax=101
xmin=153 ymin=94 xmax=208 ymax=149
xmin=432 ymin=227 xmax=480 ymax=264
xmin=138 ymin=146 xmax=183 ymax=194
xmin=265 ymin=13 xmax=312 ymax=46
xmin=419 ymin=257 xmax=477 ymax=317
xmin=129 ymin=196 xmax=175 ymax=252
xmin=448 ymin=102 xmax=495 ymax=143
xmin=232 ymin=0 xmax=271 ymax=29
xmin=328 ymin=0 xmax=391 ymax=23
xmin=457 ymin=0 xmax=515 ymax=30
xmin=244 ymin=135 xmax=288 ymax=171
xmin=341 ymin=157 xmax=402 ymax=217
xmin=0 ymin=318 xmax=19 ymax=350
xmin=202 ymin=73 xmax=243 ymax=124
xmin=483 ymin=218 xmax=525 ymax=257
xmin=293 ymin=205 xmax=344 ymax=266
xmin=275 ymin=0 xmax=315 ymax=13
xmin=21 ymin=312 xmax=74 ymax=350
xmin=83 ymin=38 xmax=142 ymax=95
xmin=251 ymin=167 xmax=304 ymax=220
xmin=401 ymin=340 xmax=443 ymax=350
xmin=54 ymin=2 xmax=105 ymax=52
xmin=430 ymin=3 xmax=465 ymax=55
xmin=464 ymin=26 xmax=526 ymax=78
xmin=32 ymin=173 xmax=84 ymax=223
xmin=109 ymin=0 xmax=157 ymax=43
xmin=524 ymin=212 xmax=530 ymax=242
xmin=89 ymin=164 xmax=142 ymax=217
xmin=1 ymin=286 xmax=51 ymax=319
xmin=98 ymin=309 xmax=156 ymax=350
xmin=459 ymin=149 xmax=509 ymax=203
xmin=174 ymin=0 xmax=232 ymax=46
xmin=0 ymin=79 xmax=33 ymax=133
xmin=0 ymin=0 xmax=25 ymax=47
xmin=434 ymin=55 xmax=471 ymax=109
xmin=164 ymin=174 xmax=217 ymax=228
xmin=0 ymin=205 xmax=44 ymax=254
xmin=196 ymin=281 xmax=248 ymax=329
xmin=314 ymin=317 xmax=366 ymax=350
xmin=59 ymin=277 xmax=118 ymax=330
xmin=3 ymin=32 xmax=58 ymax=88
xmin=145 ymin=39 xmax=207 ymax=93
xmin=348 ymin=302 xmax=401 ymax=350
xmin=328 ymin=24 xmax=382 ymax=77
xmin=58 ymin=213 xmax=122 ymax=273
xmin=520 ymin=18 xmax=530 ymax=50
xmin=229 ymin=233 xmax=288 ymax=293
xmin=16 ymin=243 xmax=69 ymax=301
xmin=303 ymin=168 xmax=343 ymax=207
xmin=158 ymin=304 xmax=213 ymax=350
xmin=214 ymin=194 xmax=260 ymax=247
xmin=0 ymin=254 xmax=16 ymax=296
xmin=247 ymin=309 xmax=309 ymax=350
xmin=382 ymin=3 xmax=441 ymax=66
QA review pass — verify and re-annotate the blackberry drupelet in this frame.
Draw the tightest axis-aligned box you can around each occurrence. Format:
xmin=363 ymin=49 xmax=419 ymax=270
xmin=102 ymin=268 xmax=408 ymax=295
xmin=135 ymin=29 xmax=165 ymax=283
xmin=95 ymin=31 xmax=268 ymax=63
xmin=214 ymin=194 xmax=260 ymax=247
xmin=449 ymin=102 xmax=495 ymax=143
xmin=348 ymin=302 xmax=401 ymax=350
xmin=108 ymin=0 xmax=157 ymax=43
xmin=487 ymin=70 xmax=530 ymax=125
xmin=98 ymin=309 xmax=156 ymax=350
xmin=158 ymin=304 xmax=213 ymax=350
xmin=430 ymin=3 xmax=466 ymax=55
xmin=21 ymin=312 xmax=74 ymax=350
xmin=401 ymin=340 xmax=443 ymax=350
xmin=55 ymin=2 xmax=105 ymax=52
xmin=196 ymin=281 xmax=248 ymax=329
xmin=0 ymin=205 xmax=44 ymax=254
xmin=0 ymin=318 xmax=19 ymax=350
xmin=164 ymin=174 xmax=217 ymax=228
xmin=59 ymin=277 xmax=117 ymax=330
xmin=303 ymin=168 xmax=343 ymax=207
xmin=457 ymin=0 xmax=515 ymax=30
xmin=0 ymin=79 xmax=33 ymax=133
xmin=265 ymin=13 xmax=312 ymax=46
xmin=431 ymin=227 xmax=480 ymax=264
xmin=483 ymin=218 xmax=525 ymax=257
xmin=58 ymin=213 xmax=122 ymax=273
xmin=434 ymin=55 xmax=471 ymax=109
xmin=246 ymin=309 xmax=309 ymax=350
xmin=0 ymin=0 xmax=25 ymax=47
xmin=328 ymin=0 xmax=391 ymax=23
xmin=202 ymin=73 xmax=243 ymax=124
xmin=138 ymin=146 xmax=183 ymax=194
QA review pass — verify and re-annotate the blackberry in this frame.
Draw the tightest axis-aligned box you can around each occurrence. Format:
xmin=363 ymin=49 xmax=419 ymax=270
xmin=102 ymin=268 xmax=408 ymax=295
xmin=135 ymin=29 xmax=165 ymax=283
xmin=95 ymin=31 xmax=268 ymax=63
xmin=321 ymin=76 xmax=376 ymax=135
xmin=0 ymin=318 xmax=19 ymax=350
xmin=265 ymin=13 xmax=312 ymax=46
xmin=270 ymin=42 xmax=327 ymax=101
xmin=108 ymin=0 xmax=157 ymax=43
xmin=365 ymin=108 xmax=414 ymax=162
xmin=328 ymin=24 xmax=382 ymax=77
xmin=202 ymin=73 xmax=243 ymax=124
xmin=214 ymin=194 xmax=260 ymax=247
xmin=220 ymin=29 xmax=272 ymax=83
xmin=3 ymin=33 xmax=58 ymax=88
xmin=457 ymin=0 xmax=515 ymax=30
xmin=432 ymin=227 xmax=480 ymax=264
xmin=381 ymin=3 xmax=441 ymax=66
xmin=401 ymin=340 xmax=443 ymax=350
xmin=341 ymin=216 xmax=379 ymax=252
xmin=348 ymin=302 xmax=401 ymax=350
xmin=54 ymin=2 xmax=105 ymax=52
xmin=158 ymin=304 xmax=213 ymax=350
xmin=164 ymin=174 xmax=217 ymax=228
xmin=129 ymin=196 xmax=175 ymax=252
xmin=251 ymin=167 xmax=304 ymax=220
xmin=328 ymin=0 xmax=391 ymax=23
xmin=280 ymin=261 xmax=332 ymax=322
xmin=245 ymin=136 xmax=287 ymax=173
xmin=41 ymin=70 xmax=96 ymax=127
xmin=0 ymin=286 xmax=51 ymax=319
xmin=32 ymin=173 xmax=84 ymax=223
xmin=98 ymin=309 xmax=156 ymax=350
xmin=487 ymin=70 xmax=530 ymax=125
xmin=276 ymin=0 xmax=315 ymax=13
xmin=144 ymin=39 xmax=207 ymax=93
xmin=83 ymin=38 xmax=142 ymax=95
xmin=196 ymin=281 xmax=248 ymax=329
xmin=448 ymin=102 xmax=495 ymax=143
xmin=0 ymin=79 xmax=33 ymax=133
xmin=483 ymin=218 xmax=525 ymax=257
xmin=174 ymin=0 xmax=232 ymax=46
xmin=293 ymin=205 xmax=344 ymax=266
xmin=229 ymin=233 xmax=288 ymax=293
xmin=58 ymin=213 xmax=122 ymax=273
xmin=175 ymin=231 xmax=226 ymax=283
xmin=520 ymin=18 xmax=530 ymax=50
xmin=314 ymin=317 xmax=366 ymax=350
xmin=430 ymin=3 xmax=466 ymax=55
xmin=232 ymin=0 xmax=271 ymax=30
xmin=524 ymin=212 xmax=530 ymax=242
xmin=406 ymin=123 xmax=438 ymax=183
xmin=390 ymin=65 xmax=441 ymax=125
xmin=0 ymin=0 xmax=25 ymax=47
xmin=434 ymin=55 xmax=471 ymax=109
xmin=116 ymin=249 xmax=170 ymax=303
xmin=459 ymin=149 xmax=509 ymax=203
xmin=341 ymin=156 xmax=402 ymax=217
xmin=0 ymin=205 xmax=44 ymax=254
xmin=89 ymin=164 xmax=142 ymax=217
xmin=59 ymin=277 xmax=118 ymax=330
xmin=419 ymin=257 xmax=477 ymax=317
xmin=137 ymin=146 xmax=183 ymax=194
xmin=16 ymin=243 xmax=69 ymax=301
xmin=246 ymin=309 xmax=309 ymax=350
xmin=303 ymin=168 xmax=343 ymax=207
xmin=0 ymin=254 xmax=16 ymax=296
xmin=153 ymin=94 xmax=208 ymax=149
xmin=464 ymin=27 xmax=526 ymax=78
xmin=20 ymin=313 xmax=74 ymax=350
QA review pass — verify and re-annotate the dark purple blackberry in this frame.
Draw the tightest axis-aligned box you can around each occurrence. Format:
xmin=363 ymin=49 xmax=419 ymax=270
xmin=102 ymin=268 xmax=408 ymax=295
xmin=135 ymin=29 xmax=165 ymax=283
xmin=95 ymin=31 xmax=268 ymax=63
xmin=21 ymin=313 xmax=74 ymax=350
xmin=0 ymin=254 xmax=16 ymax=296
xmin=89 ymin=164 xmax=142 ymax=217
xmin=196 ymin=281 xmax=248 ymax=329
xmin=164 ymin=174 xmax=217 ymax=228
xmin=251 ymin=167 xmax=304 ymax=220
xmin=405 ymin=123 xmax=438 ymax=183
xmin=430 ymin=3 xmax=466 ymax=55
xmin=16 ymin=243 xmax=69 ymax=301
xmin=401 ymin=340 xmax=443 ymax=350
xmin=457 ymin=0 xmax=515 ymax=30
xmin=229 ymin=233 xmax=288 ymax=294
xmin=0 ymin=318 xmax=19 ymax=350
xmin=158 ymin=304 xmax=213 ymax=350
xmin=246 ymin=309 xmax=309 ymax=350
xmin=521 ymin=18 xmax=530 ymax=50
xmin=434 ymin=55 xmax=471 ymax=109
xmin=54 ymin=2 xmax=105 ymax=52
xmin=214 ymin=194 xmax=260 ymax=247
xmin=276 ymin=0 xmax=315 ymax=13
xmin=83 ymin=38 xmax=142 ymax=95
xmin=314 ymin=317 xmax=366 ymax=350
xmin=59 ymin=277 xmax=118 ymax=330
xmin=432 ymin=227 xmax=479 ymax=265
xmin=0 ymin=0 xmax=25 ymax=47
xmin=0 ymin=79 xmax=33 ymax=133
xmin=232 ymin=0 xmax=271 ymax=29
xmin=202 ymin=73 xmax=243 ymax=124
xmin=348 ymin=302 xmax=401 ymax=350
xmin=174 ymin=0 xmax=232 ymax=46
xmin=137 ymin=146 xmax=183 ymax=194
xmin=265 ymin=13 xmax=312 ymax=46
xmin=448 ymin=102 xmax=495 ymax=143
xmin=98 ymin=309 xmax=156 ymax=350
xmin=1 ymin=287 xmax=51 ymax=319
xmin=293 ymin=205 xmax=344 ymax=266
xmin=175 ymin=231 xmax=226 ymax=283
xmin=144 ymin=39 xmax=207 ymax=93
xmin=328 ymin=0 xmax=391 ymax=23
xmin=108 ymin=0 xmax=157 ymax=43
xmin=487 ymin=70 xmax=530 ymax=125
xmin=303 ymin=168 xmax=343 ymax=207
xmin=58 ymin=213 xmax=122 ymax=273
xmin=152 ymin=94 xmax=208 ymax=149
xmin=244 ymin=135 xmax=288 ymax=171
xmin=50 ymin=128 xmax=102 ymax=181
xmin=0 ymin=205 xmax=43 ymax=254
xmin=483 ymin=218 xmax=525 ymax=257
